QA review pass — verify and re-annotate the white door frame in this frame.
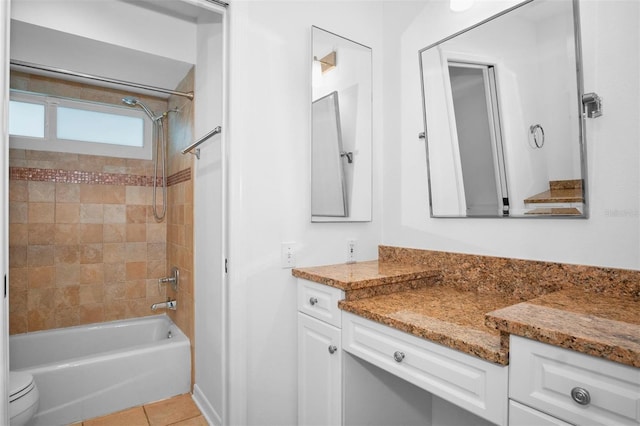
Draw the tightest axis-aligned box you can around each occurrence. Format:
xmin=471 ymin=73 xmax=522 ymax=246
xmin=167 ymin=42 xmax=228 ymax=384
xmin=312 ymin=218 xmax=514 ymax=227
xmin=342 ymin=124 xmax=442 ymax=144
xmin=0 ymin=0 xmax=11 ymax=423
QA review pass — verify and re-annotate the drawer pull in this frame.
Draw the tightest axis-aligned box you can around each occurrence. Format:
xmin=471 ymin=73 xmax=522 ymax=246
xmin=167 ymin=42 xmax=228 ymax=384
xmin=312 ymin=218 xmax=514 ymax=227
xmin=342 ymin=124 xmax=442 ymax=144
xmin=571 ymin=387 xmax=591 ymax=406
xmin=393 ymin=351 xmax=405 ymax=363
xmin=309 ymin=297 xmax=318 ymax=306
xmin=328 ymin=345 xmax=337 ymax=354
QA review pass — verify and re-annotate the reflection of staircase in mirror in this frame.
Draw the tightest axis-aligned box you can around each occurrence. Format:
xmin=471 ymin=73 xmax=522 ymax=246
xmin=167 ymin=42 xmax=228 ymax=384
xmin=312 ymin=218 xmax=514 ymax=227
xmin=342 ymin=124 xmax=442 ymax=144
xmin=524 ymin=179 xmax=584 ymax=216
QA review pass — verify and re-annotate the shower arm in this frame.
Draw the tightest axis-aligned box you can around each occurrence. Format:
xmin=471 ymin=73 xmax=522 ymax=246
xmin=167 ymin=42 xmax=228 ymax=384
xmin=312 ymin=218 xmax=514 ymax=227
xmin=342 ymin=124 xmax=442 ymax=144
xmin=181 ymin=126 xmax=222 ymax=160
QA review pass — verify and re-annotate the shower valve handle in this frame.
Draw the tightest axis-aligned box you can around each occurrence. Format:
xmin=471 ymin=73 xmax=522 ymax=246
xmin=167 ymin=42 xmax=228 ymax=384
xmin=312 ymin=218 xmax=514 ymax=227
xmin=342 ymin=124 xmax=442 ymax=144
xmin=158 ymin=267 xmax=179 ymax=292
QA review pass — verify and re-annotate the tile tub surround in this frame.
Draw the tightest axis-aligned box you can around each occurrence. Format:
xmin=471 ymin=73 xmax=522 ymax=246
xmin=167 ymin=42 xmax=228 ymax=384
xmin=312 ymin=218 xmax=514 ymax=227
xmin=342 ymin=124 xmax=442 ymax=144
xmin=7 ymin=72 xmax=174 ymax=334
xmin=294 ymin=246 xmax=640 ymax=367
xmin=8 ymin=149 xmax=193 ymax=334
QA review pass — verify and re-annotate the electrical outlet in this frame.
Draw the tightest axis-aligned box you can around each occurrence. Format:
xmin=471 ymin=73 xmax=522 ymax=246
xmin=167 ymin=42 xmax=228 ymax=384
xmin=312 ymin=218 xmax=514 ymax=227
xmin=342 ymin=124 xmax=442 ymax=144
xmin=281 ymin=242 xmax=296 ymax=268
xmin=346 ymin=240 xmax=357 ymax=264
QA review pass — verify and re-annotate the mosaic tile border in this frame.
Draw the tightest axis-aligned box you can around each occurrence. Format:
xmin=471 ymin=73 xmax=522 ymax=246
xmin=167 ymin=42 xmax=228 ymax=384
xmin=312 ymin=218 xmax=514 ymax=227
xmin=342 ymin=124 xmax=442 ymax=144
xmin=167 ymin=168 xmax=191 ymax=186
xmin=9 ymin=166 xmax=190 ymax=187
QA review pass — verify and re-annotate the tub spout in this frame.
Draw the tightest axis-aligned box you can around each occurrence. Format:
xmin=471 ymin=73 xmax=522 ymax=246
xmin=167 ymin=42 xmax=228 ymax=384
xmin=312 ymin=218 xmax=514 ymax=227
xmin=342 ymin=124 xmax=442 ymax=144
xmin=151 ymin=299 xmax=177 ymax=311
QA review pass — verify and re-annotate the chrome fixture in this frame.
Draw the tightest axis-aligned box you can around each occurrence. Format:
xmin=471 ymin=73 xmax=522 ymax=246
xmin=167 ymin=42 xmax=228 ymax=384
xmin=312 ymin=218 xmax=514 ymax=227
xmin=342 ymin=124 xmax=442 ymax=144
xmin=529 ymin=124 xmax=545 ymax=149
xmin=582 ymin=92 xmax=603 ymax=118
xmin=340 ymin=151 xmax=353 ymax=164
xmin=122 ymin=96 xmax=164 ymax=121
xmin=122 ymin=96 xmax=169 ymax=221
xmin=571 ymin=387 xmax=591 ymax=405
xmin=151 ymin=299 xmax=177 ymax=311
xmin=181 ymin=126 xmax=222 ymax=160
xmin=11 ymin=59 xmax=194 ymax=100
xmin=393 ymin=351 xmax=405 ymax=363
xmin=158 ymin=267 xmax=179 ymax=292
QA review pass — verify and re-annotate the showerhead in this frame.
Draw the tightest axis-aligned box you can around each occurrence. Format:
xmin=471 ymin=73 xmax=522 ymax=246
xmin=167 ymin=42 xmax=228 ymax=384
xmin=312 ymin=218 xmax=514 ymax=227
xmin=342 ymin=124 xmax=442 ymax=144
xmin=122 ymin=96 xmax=138 ymax=107
xmin=121 ymin=96 xmax=161 ymax=121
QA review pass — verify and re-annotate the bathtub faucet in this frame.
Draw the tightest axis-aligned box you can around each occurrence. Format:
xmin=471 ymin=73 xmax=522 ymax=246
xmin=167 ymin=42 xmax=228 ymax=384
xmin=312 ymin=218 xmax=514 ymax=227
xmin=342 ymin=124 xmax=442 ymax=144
xmin=151 ymin=299 xmax=177 ymax=311
xmin=158 ymin=267 xmax=179 ymax=292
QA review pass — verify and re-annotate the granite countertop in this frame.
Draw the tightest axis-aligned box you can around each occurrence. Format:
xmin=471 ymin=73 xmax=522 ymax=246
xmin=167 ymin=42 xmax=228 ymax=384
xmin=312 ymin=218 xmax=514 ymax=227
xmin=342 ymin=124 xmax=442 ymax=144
xmin=293 ymin=259 xmax=640 ymax=368
xmin=486 ymin=288 xmax=640 ymax=368
xmin=523 ymin=187 xmax=583 ymax=204
xmin=292 ymin=260 xmax=441 ymax=300
xmin=339 ymin=286 xmax=520 ymax=364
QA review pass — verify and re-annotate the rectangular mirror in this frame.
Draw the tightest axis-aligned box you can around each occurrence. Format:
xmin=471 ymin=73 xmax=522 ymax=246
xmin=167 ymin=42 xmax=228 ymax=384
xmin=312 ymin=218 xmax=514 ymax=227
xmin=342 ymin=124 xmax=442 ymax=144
xmin=419 ymin=0 xmax=588 ymax=218
xmin=311 ymin=26 xmax=372 ymax=222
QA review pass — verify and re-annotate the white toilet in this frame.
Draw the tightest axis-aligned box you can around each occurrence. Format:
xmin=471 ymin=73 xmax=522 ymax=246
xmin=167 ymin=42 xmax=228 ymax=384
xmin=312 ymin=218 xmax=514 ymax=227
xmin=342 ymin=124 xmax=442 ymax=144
xmin=9 ymin=372 xmax=39 ymax=426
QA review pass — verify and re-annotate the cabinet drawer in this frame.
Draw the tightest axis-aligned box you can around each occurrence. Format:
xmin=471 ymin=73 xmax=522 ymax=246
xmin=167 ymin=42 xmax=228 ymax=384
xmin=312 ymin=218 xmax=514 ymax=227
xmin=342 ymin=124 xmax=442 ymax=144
xmin=509 ymin=335 xmax=640 ymax=426
xmin=297 ymin=279 xmax=344 ymax=327
xmin=342 ymin=312 xmax=508 ymax=425
xmin=509 ymin=400 xmax=572 ymax=426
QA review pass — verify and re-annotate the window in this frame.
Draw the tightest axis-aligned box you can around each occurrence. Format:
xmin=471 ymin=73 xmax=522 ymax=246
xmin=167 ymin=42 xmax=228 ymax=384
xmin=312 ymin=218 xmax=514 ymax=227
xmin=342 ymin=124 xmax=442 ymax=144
xmin=9 ymin=90 xmax=152 ymax=160
xmin=9 ymin=100 xmax=45 ymax=138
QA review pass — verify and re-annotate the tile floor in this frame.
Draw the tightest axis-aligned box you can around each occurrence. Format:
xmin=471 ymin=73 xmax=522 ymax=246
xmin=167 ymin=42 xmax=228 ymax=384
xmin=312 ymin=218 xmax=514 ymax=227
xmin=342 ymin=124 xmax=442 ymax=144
xmin=70 ymin=394 xmax=207 ymax=426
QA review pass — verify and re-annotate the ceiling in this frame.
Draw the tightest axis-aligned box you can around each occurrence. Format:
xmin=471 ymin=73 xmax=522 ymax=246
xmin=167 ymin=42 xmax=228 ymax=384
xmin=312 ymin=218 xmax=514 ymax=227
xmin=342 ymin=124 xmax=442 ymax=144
xmin=10 ymin=9 xmax=197 ymax=99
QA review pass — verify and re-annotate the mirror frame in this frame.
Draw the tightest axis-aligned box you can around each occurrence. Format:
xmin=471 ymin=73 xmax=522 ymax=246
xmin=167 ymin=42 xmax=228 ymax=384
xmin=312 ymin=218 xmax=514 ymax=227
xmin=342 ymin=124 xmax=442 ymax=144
xmin=418 ymin=0 xmax=588 ymax=219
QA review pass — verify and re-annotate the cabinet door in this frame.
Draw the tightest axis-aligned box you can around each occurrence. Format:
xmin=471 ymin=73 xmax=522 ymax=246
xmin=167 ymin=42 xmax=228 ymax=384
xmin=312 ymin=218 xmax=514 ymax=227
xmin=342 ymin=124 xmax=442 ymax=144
xmin=298 ymin=313 xmax=342 ymax=426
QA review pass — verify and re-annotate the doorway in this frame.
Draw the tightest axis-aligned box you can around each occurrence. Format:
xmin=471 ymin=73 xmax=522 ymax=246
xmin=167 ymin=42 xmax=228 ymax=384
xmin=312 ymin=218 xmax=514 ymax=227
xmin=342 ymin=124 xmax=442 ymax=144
xmin=448 ymin=62 xmax=509 ymax=216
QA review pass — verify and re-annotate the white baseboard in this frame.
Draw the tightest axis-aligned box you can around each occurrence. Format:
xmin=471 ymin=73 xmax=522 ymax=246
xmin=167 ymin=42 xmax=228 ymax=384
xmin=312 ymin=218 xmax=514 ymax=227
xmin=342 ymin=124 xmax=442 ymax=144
xmin=192 ymin=384 xmax=222 ymax=426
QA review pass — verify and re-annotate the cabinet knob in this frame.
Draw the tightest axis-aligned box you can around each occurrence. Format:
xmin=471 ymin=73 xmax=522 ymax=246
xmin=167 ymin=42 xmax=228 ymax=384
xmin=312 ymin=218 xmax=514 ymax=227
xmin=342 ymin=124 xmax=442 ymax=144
xmin=393 ymin=351 xmax=405 ymax=363
xmin=571 ymin=387 xmax=591 ymax=406
xmin=309 ymin=297 xmax=318 ymax=306
xmin=328 ymin=345 xmax=338 ymax=354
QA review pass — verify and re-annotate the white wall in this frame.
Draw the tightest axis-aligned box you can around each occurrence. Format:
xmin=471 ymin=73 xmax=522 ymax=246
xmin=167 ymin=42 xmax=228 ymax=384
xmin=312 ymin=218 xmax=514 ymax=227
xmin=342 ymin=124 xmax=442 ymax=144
xmin=383 ymin=0 xmax=640 ymax=269
xmin=193 ymin=9 xmax=225 ymax=426
xmin=226 ymin=1 xmax=383 ymax=424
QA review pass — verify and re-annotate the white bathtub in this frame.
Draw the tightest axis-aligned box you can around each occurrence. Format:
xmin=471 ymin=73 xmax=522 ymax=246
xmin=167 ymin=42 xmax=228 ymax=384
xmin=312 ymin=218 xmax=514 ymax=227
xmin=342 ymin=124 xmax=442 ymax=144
xmin=10 ymin=315 xmax=191 ymax=426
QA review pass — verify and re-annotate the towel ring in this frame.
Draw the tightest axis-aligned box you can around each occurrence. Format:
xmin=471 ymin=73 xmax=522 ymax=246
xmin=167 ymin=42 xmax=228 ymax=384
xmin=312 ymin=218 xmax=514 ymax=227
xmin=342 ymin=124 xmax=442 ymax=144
xmin=529 ymin=124 xmax=545 ymax=149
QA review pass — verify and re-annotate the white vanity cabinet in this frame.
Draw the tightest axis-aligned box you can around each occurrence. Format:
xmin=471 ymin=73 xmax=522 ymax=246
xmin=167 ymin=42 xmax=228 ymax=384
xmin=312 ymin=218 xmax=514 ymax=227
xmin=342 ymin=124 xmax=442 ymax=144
xmin=297 ymin=279 xmax=345 ymax=426
xmin=342 ymin=311 xmax=509 ymax=426
xmin=509 ymin=335 xmax=640 ymax=426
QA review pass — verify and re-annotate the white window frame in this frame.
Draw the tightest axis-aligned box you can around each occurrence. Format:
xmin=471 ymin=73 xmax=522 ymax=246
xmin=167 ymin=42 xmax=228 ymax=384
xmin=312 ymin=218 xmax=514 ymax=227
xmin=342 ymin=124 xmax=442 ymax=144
xmin=9 ymin=90 xmax=153 ymax=160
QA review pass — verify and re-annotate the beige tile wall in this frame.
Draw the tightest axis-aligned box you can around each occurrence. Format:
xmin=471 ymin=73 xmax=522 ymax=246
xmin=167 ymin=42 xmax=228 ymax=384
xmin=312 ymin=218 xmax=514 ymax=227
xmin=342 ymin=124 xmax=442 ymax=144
xmin=9 ymin=150 xmax=168 ymax=333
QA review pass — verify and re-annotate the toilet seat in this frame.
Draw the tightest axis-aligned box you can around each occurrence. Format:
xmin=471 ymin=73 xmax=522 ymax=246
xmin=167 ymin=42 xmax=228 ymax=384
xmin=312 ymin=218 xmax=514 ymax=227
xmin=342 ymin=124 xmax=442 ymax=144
xmin=9 ymin=372 xmax=35 ymax=403
xmin=9 ymin=371 xmax=39 ymax=426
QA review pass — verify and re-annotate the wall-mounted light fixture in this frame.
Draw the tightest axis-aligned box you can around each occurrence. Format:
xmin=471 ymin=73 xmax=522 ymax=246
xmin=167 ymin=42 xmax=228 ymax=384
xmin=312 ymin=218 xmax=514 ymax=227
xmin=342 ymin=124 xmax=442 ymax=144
xmin=450 ymin=0 xmax=474 ymax=12
xmin=314 ymin=51 xmax=336 ymax=73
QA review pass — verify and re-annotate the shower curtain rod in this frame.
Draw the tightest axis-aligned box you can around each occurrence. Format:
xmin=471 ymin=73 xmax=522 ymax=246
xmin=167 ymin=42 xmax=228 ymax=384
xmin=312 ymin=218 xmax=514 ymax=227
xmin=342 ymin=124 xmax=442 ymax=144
xmin=10 ymin=59 xmax=195 ymax=100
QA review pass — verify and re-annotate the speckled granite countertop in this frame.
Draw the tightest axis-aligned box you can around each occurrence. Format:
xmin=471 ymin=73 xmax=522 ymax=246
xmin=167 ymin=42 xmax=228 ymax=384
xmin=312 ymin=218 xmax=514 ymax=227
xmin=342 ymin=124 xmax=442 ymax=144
xmin=293 ymin=249 xmax=640 ymax=368
xmin=487 ymin=288 xmax=640 ymax=368
xmin=338 ymin=286 xmax=520 ymax=364
xmin=292 ymin=260 xmax=441 ymax=300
